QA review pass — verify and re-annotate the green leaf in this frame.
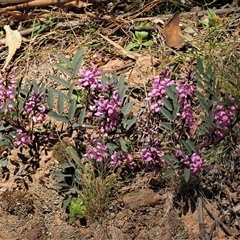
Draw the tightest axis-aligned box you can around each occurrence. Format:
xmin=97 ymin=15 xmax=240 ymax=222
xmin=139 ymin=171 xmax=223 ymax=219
xmin=121 ymin=102 xmax=133 ymax=116
xmin=164 ymin=86 xmax=176 ymax=100
xmin=69 ymin=198 xmax=86 ymax=224
xmin=107 ymin=143 xmax=118 ymax=155
xmin=184 ymin=167 xmax=190 ymax=182
xmin=0 ymin=124 xmax=12 ymax=131
xmin=119 ymin=86 xmax=127 ymax=104
xmin=198 ymin=97 xmax=209 ymax=111
xmin=68 ymin=147 xmax=82 ymax=168
xmin=78 ymin=107 xmax=86 ymax=126
xmin=57 ymin=91 xmax=64 ymax=115
xmin=101 ymin=75 xmax=108 ymax=88
xmin=0 ymin=157 xmax=8 ymax=167
xmin=142 ymin=40 xmax=153 ymax=47
xmin=31 ymin=79 xmax=38 ymax=92
xmin=63 ymin=195 xmax=72 ymax=209
xmin=20 ymin=88 xmax=28 ymax=98
xmin=162 ymin=98 xmax=173 ymax=111
xmin=68 ymin=84 xmax=74 ymax=99
xmin=72 ymin=48 xmax=84 ymax=77
xmin=61 ymin=162 xmax=75 ymax=169
xmin=52 ymin=171 xmax=73 ymax=179
xmin=47 ymin=88 xmax=54 ymax=109
xmin=163 ymin=155 xmax=175 ymax=168
xmin=186 ymin=139 xmax=196 ymax=152
xmin=126 ymin=118 xmax=136 ymax=130
xmin=194 ymin=90 xmax=205 ymax=99
xmin=50 ymin=75 xmax=71 ymax=88
xmin=54 ymin=63 xmax=73 ymax=77
xmin=117 ymin=75 xmax=125 ymax=90
xmin=159 ymin=122 xmax=173 ymax=131
xmin=172 ymin=103 xmax=180 ymax=120
xmin=160 ymin=107 xmax=173 ymax=120
xmin=54 ymin=182 xmax=71 ymax=188
xmin=47 ymin=111 xmax=69 ymax=122
xmin=55 ymin=53 xmax=72 ymax=67
xmin=182 ymin=140 xmax=195 ymax=154
xmin=68 ymin=99 xmax=77 ymax=121
xmin=197 ymin=58 xmax=204 ymax=75
xmin=164 ymin=155 xmax=179 ymax=163
xmin=126 ymin=42 xmax=140 ymax=51
xmin=119 ymin=137 xmax=128 ymax=152
xmin=135 ymin=31 xmax=148 ymax=40
xmin=201 ymin=116 xmax=215 ymax=127
xmin=162 ymin=170 xmax=174 ymax=179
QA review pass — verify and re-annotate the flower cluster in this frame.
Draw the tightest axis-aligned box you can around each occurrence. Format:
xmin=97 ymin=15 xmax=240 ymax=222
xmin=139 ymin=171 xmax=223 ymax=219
xmin=83 ymin=135 xmax=109 ymax=163
xmin=79 ymin=66 xmax=101 ymax=90
xmin=175 ymin=150 xmax=205 ymax=174
xmin=90 ymin=83 xmax=121 ymax=133
xmin=146 ymin=70 xmax=175 ymax=112
xmin=141 ymin=126 xmax=163 ymax=165
xmin=12 ymin=128 xmax=31 ymax=147
xmin=176 ymin=70 xmax=196 ymax=129
xmin=110 ymin=151 xmax=134 ymax=171
xmin=24 ymin=90 xmax=46 ymax=124
xmin=78 ymin=66 xmax=136 ymax=171
xmin=79 ymin=67 xmax=122 ymax=134
xmin=0 ymin=76 xmax=16 ymax=112
xmin=213 ymin=94 xmax=237 ymax=137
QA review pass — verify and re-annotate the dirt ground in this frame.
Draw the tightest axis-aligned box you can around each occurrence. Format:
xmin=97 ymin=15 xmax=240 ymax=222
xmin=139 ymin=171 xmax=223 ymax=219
xmin=1 ymin=1 xmax=240 ymax=240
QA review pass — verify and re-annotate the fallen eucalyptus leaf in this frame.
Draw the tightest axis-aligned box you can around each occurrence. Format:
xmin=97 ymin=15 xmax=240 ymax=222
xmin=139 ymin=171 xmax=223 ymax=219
xmin=2 ymin=25 xmax=22 ymax=72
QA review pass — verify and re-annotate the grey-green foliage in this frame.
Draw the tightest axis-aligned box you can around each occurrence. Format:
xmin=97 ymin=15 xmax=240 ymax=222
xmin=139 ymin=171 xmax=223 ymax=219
xmin=52 ymin=146 xmax=83 ymax=209
xmin=47 ymin=49 xmax=86 ymax=125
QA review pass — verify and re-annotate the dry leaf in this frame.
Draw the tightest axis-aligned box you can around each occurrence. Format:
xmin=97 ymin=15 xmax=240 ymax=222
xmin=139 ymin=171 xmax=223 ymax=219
xmin=163 ymin=11 xmax=185 ymax=49
xmin=2 ymin=25 xmax=22 ymax=71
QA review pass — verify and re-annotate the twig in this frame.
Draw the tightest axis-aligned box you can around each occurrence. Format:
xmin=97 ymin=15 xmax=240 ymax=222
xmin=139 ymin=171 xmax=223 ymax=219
xmin=133 ymin=7 xmax=240 ymax=23
xmin=209 ymin=220 xmax=217 ymax=240
xmin=203 ymin=197 xmax=233 ymax=236
xmin=101 ymin=62 xmax=135 ymax=74
xmin=198 ymin=185 xmax=210 ymax=240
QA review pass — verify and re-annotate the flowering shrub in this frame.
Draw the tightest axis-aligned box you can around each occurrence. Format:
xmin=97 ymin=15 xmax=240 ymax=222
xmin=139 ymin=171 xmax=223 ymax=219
xmin=139 ymin=60 xmax=239 ymax=181
xmin=79 ymin=67 xmax=135 ymax=171
xmin=0 ymin=50 xmax=238 ymax=185
xmin=1 ymin=49 xmax=240 ymax=224
xmin=0 ymin=72 xmax=46 ymax=152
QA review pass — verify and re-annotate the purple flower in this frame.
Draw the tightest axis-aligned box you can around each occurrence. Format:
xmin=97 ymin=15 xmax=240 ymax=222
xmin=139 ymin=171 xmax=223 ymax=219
xmin=83 ymin=136 xmax=109 ymax=162
xmin=12 ymin=128 xmax=31 ymax=147
xmin=213 ymin=99 xmax=237 ymax=137
xmin=24 ymin=90 xmax=46 ymax=124
xmin=110 ymin=151 xmax=134 ymax=171
xmin=79 ymin=66 xmax=101 ymax=90
xmin=0 ymin=77 xmax=16 ymax=112
xmin=177 ymin=151 xmax=205 ymax=174
xmin=88 ymin=82 xmax=122 ymax=134
xmin=146 ymin=73 xmax=175 ymax=113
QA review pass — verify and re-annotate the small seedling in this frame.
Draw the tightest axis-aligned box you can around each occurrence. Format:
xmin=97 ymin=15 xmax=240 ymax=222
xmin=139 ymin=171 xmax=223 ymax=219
xmin=126 ymin=22 xmax=153 ymax=51
xmin=69 ymin=197 xmax=86 ymax=224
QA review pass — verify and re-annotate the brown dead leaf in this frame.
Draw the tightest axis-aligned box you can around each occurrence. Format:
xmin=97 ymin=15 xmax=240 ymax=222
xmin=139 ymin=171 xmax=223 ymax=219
xmin=163 ymin=11 xmax=185 ymax=49
xmin=2 ymin=25 xmax=22 ymax=72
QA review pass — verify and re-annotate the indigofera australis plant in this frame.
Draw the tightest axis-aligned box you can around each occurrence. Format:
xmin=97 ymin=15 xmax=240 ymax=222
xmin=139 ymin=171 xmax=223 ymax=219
xmin=0 ymin=49 xmax=239 ymax=223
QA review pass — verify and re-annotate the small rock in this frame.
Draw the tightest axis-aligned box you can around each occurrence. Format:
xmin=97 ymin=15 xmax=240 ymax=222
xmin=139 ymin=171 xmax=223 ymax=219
xmin=26 ymin=228 xmax=42 ymax=240
xmin=122 ymin=188 xmax=161 ymax=210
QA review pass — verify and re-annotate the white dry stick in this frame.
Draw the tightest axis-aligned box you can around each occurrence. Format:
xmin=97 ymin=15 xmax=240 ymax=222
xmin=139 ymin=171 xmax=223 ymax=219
xmin=2 ymin=25 xmax=22 ymax=72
